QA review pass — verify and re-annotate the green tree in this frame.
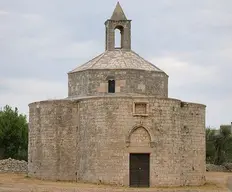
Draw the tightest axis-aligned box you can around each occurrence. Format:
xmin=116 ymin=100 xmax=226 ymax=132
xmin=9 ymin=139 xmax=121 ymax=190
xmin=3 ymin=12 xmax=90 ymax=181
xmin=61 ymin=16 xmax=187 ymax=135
xmin=0 ymin=105 xmax=28 ymax=160
xmin=214 ymin=126 xmax=232 ymax=165
xmin=205 ymin=128 xmax=216 ymax=164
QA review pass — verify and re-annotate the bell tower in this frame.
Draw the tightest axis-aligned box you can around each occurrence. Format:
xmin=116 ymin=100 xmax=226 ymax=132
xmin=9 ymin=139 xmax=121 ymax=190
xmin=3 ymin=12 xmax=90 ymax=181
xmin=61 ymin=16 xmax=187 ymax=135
xmin=105 ymin=2 xmax=131 ymax=51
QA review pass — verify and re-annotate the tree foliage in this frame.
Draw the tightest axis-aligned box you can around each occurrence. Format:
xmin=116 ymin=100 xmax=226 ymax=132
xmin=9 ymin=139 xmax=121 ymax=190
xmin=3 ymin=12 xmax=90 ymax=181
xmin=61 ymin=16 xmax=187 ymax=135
xmin=0 ymin=105 xmax=28 ymax=161
xmin=206 ymin=126 xmax=232 ymax=165
xmin=205 ymin=128 xmax=216 ymax=163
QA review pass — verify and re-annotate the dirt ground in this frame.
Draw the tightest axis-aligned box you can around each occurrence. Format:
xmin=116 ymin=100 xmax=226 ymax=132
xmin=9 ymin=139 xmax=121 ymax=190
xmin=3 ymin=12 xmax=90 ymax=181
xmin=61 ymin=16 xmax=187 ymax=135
xmin=0 ymin=172 xmax=231 ymax=192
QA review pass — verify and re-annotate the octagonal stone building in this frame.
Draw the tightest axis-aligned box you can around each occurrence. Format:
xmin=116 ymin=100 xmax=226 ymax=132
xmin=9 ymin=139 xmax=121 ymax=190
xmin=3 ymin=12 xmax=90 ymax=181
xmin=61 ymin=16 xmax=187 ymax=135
xmin=28 ymin=3 xmax=206 ymax=187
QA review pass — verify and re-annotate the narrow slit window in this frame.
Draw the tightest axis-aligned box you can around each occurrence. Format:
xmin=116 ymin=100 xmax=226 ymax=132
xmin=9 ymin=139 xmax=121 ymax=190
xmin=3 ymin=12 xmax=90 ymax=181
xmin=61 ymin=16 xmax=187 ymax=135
xmin=108 ymin=80 xmax=115 ymax=93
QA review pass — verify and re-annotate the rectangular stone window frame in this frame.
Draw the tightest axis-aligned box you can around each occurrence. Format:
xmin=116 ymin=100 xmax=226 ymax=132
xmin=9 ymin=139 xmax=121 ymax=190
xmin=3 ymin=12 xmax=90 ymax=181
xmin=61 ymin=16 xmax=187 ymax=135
xmin=133 ymin=102 xmax=149 ymax=117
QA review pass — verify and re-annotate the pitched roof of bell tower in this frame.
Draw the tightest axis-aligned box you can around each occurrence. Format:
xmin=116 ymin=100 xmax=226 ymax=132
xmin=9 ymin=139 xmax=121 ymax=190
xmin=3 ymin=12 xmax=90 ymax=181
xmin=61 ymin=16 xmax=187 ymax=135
xmin=110 ymin=2 xmax=127 ymax=20
xmin=69 ymin=2 xmax=166 ymax=75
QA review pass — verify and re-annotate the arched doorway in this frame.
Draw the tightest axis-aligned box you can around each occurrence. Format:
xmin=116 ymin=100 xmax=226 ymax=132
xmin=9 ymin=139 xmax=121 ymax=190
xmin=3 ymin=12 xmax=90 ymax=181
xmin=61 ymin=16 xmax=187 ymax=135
xmin=127 ymin=126 xmax=153 ymax=187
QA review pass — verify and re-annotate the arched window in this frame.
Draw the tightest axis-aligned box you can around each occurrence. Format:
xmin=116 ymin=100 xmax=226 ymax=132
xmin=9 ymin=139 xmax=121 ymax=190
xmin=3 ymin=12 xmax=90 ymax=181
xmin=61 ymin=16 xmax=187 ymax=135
xmin=115 ymin=29 xmax=121 ymax=48
xmin=114 ymin=26 xmax=124 ymax=48
xmin=108 ymin=80 xmax=115 ymax=93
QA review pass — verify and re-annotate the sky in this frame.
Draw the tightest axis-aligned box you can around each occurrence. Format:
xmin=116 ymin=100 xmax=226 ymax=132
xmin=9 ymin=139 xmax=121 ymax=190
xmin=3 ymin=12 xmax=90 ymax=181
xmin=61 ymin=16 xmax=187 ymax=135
xmin=0 ymin=0 xmax=232 ymax=128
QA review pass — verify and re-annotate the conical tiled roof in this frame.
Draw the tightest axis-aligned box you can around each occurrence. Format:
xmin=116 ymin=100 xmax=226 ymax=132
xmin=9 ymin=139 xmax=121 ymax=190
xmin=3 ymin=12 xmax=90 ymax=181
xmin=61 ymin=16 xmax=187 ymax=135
xmin=69 ymin=50 xmax=164 ymax=73
xmin=111 ymin=2 xmax=127 ymax=20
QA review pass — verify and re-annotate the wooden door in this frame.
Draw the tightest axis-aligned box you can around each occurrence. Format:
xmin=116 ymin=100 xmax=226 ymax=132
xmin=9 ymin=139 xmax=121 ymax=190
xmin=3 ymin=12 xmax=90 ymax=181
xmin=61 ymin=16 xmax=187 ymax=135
xmin=129 ymin=153 xmax=150 ymax=187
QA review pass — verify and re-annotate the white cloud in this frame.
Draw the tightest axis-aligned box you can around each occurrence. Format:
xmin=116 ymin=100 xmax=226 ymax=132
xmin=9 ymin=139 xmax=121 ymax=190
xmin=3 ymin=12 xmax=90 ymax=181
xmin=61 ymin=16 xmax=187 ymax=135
xmin=218 ymin=48 xmax=232 ymax=61
xmin=21 ymin=13 xmax=44 ymax=23
xmin=199 ymin=8 xmax=232 ymax=27
xmin=0 ymin=78 xmax=67 ymax=117
xmin=205 ymin=97 xmax=232 ymax=128
xmin=0 ymin=9 xmax=102 ymax=60
xmin=150 ymin=57 xmax=217 ymax=87
xmin=39 ymin=40 xmax=102 ymax=60
xmin=0 ymin=10 xmax=9 ymax=15
xmin=149 ymin=56 xmax=232 ymax=128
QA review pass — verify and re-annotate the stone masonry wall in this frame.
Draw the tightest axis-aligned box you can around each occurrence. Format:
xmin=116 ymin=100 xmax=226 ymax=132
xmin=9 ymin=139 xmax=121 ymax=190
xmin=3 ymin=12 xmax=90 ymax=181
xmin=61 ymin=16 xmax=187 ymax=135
xmin=68 ymin=69 xmax=168 ymax=98
xmin=28 ymin=100 xmax=79 ymax=181
xmin=77 ymin=96 xmax=205 ymax=187
xmin=180 ymin=102 xmax=206 ymax=186
xmin=28 ymin=96 xmax=205 ymax=187
xmin=0 ymin=158 xmax=27 ymax=173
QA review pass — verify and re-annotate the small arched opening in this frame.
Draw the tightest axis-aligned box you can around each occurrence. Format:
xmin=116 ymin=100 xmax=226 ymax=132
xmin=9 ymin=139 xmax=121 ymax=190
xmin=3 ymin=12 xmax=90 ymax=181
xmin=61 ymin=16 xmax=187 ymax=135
xmin=127 ymin=126 xmax=153 ymax=188
xmin=114 ymin=26 xmax=124 ymax=49
xmin=108 ymin=79 xmax=115 ymax=93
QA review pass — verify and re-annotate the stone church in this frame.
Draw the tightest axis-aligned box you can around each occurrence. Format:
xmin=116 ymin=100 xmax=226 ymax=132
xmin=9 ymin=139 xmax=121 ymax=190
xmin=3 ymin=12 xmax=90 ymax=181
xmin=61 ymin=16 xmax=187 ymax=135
xmin=28 ymin=3 xmax=206 ymax=187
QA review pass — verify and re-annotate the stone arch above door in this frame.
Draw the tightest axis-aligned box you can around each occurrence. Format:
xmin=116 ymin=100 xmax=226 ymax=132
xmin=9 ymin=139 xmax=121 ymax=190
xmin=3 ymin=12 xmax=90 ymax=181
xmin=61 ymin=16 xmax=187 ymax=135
xmin=126 ymin=125 xmax=155 ymax=148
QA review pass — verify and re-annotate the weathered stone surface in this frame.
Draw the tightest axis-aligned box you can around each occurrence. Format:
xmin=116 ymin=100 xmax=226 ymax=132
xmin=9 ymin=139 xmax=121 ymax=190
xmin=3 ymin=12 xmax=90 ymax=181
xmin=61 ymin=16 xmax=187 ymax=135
xmin=68 ymin=69 xmax=168 ymax=98
xmin=28 ymin=100 xmax=78 ymax=181
xmin=0 ymin=158 xmax=27 ymax=173
xmin=28 ymin=2 xmax=206 ymax=188
xmin=28 ymin=97 xmax=206 ymax=187
xmin=206 ymin=164 xmax=227 ymax=172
